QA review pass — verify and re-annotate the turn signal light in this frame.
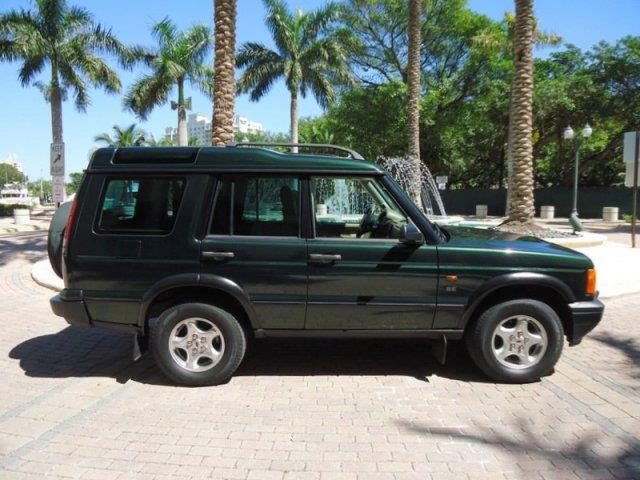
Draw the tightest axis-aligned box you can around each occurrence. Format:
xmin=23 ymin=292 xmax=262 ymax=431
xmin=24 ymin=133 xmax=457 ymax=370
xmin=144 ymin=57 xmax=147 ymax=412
xmin=586 ymin=268 xmax=596 ymax=296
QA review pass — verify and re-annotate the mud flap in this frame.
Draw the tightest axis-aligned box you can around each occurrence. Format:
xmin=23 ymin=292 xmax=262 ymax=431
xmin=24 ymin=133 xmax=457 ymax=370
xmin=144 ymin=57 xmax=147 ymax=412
xmin=133 ymin=333 xmax=148 ymax=361
xmin=430 ymin=334 xmax=447 ymax=365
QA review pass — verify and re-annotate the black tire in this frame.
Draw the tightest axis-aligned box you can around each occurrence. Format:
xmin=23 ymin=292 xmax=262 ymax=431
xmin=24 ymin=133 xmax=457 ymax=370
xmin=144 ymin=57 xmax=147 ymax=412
xmin=47 ymin=201 xmax=72 ymax=278
xmin=465 ymin=299 xmax=563 ymax=383
xmin=151 ymin=303 xmax=247 ymax=386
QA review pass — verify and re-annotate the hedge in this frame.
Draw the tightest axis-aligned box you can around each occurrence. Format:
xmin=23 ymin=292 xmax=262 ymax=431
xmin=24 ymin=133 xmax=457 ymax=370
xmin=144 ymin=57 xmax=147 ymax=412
xmin=0 ymin=204 xmax=32 ymax=217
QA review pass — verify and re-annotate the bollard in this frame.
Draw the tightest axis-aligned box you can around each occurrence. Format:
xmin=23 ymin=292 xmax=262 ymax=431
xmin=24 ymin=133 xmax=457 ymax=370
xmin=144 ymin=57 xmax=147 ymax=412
xmin=13 ymin=208 xmax=30 ymax=225
xmin=602 ymin=207 xmax=619 ymax=222
xmin=476 ymin=205 xmax=488 ymax=218
xmin=540 ymin=205 xmax=555 ymax=220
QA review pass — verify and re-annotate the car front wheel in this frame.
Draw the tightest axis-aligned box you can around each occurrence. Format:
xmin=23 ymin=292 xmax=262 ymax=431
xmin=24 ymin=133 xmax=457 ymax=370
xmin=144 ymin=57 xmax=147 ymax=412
xmin=466 ymin=299 xmax=564 ymax=383
xmin=151 ymin=303 xmax=247 ymax=386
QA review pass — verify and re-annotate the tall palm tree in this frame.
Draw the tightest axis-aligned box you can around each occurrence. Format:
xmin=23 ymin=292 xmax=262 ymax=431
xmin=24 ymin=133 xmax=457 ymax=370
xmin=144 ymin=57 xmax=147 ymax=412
xmin=212 ymin=0 xmax=236 ymax=146
xmin=406 ymin=0 xmax=422 ymax=205
xmin=124 ymin=18 xmax=213 ymax=147
xmin=94 ymin=124 xmax=147 ymax=147
xmin=237 ymin=0 xmax=352 ymax=149
xmin=0 ymin=0 xmax=126 ymax=162
xmin=506 ymin=0 xmax=535 ymax=223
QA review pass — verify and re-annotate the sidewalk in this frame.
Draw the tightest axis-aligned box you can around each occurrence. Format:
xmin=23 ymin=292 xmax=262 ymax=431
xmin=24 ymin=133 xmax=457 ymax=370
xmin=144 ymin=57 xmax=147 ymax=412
xmin=0 ymin=206 xmax=54 ymax=235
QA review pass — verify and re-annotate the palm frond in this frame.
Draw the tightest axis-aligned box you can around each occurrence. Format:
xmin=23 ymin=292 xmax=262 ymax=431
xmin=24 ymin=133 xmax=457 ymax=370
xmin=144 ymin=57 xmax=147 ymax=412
xmin=299 ymin=2 xmax=341 ymax=47
xmin=151 ymin=17 xmax=177 ymax=48
xmin=124 ymin=73 xmax=172 ymax=120
xmin=262 ymin=0 xmax=295 ymax=55
xmin=236 ymin=42 xmax=284 ymax=99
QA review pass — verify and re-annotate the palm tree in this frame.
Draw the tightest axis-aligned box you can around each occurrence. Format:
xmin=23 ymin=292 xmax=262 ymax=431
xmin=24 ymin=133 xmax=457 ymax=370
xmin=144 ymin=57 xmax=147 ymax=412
xmin=506 ymin=0 xmax=535 ymax=223
xmin=406 ymin=0 xmax=422 ymax=205
xmin=0 ymin=0 xmax=126 ymax=162
xmin=237 ymin=0 xmax=352 ymax=150
xmin=94 ymin=124 xmax=147 ymax=147
xmin=212 ymin=0 xmax=236 ymax=146
xmin=124 ymin=18 xmax=213 ymax=147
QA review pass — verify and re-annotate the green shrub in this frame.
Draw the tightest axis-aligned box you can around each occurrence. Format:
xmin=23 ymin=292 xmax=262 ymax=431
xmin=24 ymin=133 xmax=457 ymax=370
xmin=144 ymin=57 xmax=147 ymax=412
xmin=0 ymin=204 xmax=32 ymax=217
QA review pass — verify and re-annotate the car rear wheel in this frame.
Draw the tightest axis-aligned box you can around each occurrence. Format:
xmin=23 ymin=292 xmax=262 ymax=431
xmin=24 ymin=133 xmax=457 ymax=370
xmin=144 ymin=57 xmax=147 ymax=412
xmin=151 ymin=303 xmax=246 ymax=386
xmin=466 ymin=299 xmax=563 ymax=383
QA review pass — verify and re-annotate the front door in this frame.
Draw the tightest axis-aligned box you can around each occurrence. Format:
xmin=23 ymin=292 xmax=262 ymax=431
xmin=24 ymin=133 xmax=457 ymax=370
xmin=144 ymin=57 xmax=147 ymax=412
xmin=306 ymin=176 xmax=438 ymax=330
xmin=200 ymin=175 xmax=307 ymax=329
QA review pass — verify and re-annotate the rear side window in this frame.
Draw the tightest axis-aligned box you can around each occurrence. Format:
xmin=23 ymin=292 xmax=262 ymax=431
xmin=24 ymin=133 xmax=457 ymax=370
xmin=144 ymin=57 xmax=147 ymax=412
xmin=210 ymin=176 xmax=300 ymax=237
xmin=97 ymin=177 xmax=185 ymax=234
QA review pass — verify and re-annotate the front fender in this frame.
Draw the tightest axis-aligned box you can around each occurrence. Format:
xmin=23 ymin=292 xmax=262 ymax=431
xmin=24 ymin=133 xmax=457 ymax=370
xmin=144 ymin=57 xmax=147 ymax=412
xmin=461 ymin=272 xmax=576 ymax=326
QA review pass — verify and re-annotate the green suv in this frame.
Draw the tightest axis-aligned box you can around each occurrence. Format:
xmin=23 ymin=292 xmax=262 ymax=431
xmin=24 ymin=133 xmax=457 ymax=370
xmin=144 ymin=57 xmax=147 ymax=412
xmin=48 ymin=144 xmax=604 ymax=386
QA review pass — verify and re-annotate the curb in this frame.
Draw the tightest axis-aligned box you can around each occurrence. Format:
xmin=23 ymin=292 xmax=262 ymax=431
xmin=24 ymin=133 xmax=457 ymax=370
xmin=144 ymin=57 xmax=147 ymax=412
xmin=0 ymin=223 xmax=49 ymax=235
xmin=31 ymin=259 xmax=63 ymax=292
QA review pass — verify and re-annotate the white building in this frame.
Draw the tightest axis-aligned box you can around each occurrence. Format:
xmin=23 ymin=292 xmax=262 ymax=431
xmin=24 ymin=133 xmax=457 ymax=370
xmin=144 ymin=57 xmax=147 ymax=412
xmin=163 ymin=113 xmax=265 ymax=146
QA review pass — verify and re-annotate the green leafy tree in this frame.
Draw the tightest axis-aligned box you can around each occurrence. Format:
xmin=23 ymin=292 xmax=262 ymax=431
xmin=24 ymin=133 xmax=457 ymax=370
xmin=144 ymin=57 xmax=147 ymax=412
xmin=65 ymin=172 xmax=83 ymax=194
xmin=94 ymin=124 xmax=148 ymax=147
xmin=0 ymin=0 xmax=127 ymax=158
xmin=124 ymin=18 xmax=213 ymax=147
xmin=237 ymin=0 xmax=352 ymax=147
xmin=0 ymin=163 xmax=24 ymax=183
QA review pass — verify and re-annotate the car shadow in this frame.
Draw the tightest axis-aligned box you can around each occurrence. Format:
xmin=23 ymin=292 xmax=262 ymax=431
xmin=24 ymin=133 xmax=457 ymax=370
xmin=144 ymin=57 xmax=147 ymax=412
xmin=9 ymin=325 xmax=491 ymax=386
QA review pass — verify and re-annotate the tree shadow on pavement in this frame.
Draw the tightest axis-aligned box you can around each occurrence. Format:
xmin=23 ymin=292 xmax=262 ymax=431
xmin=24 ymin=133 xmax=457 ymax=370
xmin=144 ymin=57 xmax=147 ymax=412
xmin=0 ymin=232 xmax=47 ymax=267
xmin=591 ymin=332 xmax=640 ymax=370
xmin=9 ymin=326 xmax=491 ymax=385
xmin=395 ymin=418 xmax=640 ymax=478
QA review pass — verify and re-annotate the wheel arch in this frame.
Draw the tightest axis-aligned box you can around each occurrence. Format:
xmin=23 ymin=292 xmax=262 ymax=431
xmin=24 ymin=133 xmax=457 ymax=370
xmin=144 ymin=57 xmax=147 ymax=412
xmin=139 ymin=274 xmax=258 ymax=337
xmin=461 ymin=273 xmax=574 ymax=335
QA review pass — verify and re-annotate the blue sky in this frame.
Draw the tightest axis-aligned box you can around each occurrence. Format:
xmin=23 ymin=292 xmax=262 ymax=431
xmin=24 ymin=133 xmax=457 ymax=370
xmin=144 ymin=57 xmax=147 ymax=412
xmin=0 ymin=0 xmax=638 ymax=180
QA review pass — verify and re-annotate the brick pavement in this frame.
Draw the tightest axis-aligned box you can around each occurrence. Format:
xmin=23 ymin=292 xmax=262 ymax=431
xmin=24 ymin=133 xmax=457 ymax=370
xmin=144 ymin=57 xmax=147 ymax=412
xmin=0 ymin=231 xmax=638 ymax=480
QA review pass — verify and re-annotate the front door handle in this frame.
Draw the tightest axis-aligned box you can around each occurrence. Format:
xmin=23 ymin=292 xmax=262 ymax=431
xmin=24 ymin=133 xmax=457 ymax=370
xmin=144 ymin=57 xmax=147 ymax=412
xmin=308 ymin=253 xmax=342 ymax=263
xmin=202 ymin=251 xmax=235 ymax=261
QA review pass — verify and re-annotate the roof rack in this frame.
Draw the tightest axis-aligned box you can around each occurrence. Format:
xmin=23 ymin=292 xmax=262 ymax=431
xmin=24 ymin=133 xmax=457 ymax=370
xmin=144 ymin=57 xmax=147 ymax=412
xmin=226 ymin=142 xmax=364 ymax=160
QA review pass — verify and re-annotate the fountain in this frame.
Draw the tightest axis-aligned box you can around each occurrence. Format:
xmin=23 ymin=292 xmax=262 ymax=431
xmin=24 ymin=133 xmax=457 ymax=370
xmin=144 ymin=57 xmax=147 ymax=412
xmin=380 ymin=156 xmax=449 ymax=218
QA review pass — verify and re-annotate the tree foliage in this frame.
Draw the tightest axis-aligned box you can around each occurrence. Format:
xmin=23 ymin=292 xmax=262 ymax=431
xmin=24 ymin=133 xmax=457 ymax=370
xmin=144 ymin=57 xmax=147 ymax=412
xmin=307 ymin=1 xmax=640 ymax=189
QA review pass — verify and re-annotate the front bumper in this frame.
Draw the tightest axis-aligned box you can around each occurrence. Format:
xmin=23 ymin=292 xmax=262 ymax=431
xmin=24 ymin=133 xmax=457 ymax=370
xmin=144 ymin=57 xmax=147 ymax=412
xmin=566 ymin=298 xmax=605 ymax=346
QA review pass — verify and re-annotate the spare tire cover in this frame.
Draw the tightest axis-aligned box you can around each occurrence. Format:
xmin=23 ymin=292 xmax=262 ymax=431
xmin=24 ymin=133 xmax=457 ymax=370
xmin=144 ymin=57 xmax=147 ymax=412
xmin=48 ymin=201 xmax=73 ymax=279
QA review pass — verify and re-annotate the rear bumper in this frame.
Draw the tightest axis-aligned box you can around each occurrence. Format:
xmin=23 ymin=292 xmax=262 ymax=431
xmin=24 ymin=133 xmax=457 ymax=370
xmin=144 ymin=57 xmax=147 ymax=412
xmin=50 ymin=290 xmax=138 ymax=333
xmin=566 ymin=298 xmax=604 ymax=346
xmin=50 ymin=290 xmax=92 ymax=327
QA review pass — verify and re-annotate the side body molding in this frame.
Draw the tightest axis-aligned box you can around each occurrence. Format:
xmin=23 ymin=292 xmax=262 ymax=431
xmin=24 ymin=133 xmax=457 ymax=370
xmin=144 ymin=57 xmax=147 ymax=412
xmin=138 ymin=273 xmax=259 ymax=329
xmin=460 ymin=272 xmax=576 ymax=327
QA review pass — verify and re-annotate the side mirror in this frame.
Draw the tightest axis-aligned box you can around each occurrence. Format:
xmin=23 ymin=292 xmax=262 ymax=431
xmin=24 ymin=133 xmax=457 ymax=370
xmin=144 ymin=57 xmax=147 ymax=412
xmin=400 ymin=223 xmax=424 ymax=245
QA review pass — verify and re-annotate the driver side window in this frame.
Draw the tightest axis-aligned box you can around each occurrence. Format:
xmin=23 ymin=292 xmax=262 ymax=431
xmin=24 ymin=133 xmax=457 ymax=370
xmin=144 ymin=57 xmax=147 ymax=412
xmin=311 ymin=177 xmax=408 ymax=239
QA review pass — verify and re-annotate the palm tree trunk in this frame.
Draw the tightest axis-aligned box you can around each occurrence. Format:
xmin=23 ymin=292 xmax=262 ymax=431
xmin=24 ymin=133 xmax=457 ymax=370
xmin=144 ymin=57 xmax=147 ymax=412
xmin=406 ymin=0 xmax=422 ymax=207
xmin=177 ymin=79 xmax=188 ymax=147
xmin=506 ymin=0 xmax=535 ymax=223
xmin=290 ymin=89 xmax=299 ymax=153
xmin=212 ymin=0 xmax=237 ymax=146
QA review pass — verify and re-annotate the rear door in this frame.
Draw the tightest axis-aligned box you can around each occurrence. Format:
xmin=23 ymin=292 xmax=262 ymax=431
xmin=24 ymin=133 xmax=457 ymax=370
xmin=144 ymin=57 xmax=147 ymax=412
xmin=200 ymin=174 xmax=307 ymax=329
xmin=306 ymin=175 xmax=439 ymax=330
xmin=69 ymin=173 xmax=206 ymax=326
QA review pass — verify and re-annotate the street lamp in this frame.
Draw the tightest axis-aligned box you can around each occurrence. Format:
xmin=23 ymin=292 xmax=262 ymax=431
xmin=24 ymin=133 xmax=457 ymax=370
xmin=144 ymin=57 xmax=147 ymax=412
xmin=563 ymin=124 xmax=593 ymax=232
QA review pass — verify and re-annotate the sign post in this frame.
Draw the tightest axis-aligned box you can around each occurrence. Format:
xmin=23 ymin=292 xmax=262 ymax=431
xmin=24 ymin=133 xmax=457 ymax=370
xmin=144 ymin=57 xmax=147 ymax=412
xmin=624 ymin=132 xmax=640 ymax=248
xmin=50 ymin=142 xmax=65 ymax=205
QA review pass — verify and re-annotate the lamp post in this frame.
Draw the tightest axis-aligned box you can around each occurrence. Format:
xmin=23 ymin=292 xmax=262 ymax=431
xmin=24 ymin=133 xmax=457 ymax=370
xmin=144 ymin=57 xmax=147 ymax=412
xmin=563 ymin=124 xmax=593 ymax=232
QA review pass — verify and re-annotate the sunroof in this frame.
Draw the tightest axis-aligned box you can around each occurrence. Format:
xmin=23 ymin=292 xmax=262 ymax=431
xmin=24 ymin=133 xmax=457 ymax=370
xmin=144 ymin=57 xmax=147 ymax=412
xmin=112 ymin=148 xmax=198 ymax=164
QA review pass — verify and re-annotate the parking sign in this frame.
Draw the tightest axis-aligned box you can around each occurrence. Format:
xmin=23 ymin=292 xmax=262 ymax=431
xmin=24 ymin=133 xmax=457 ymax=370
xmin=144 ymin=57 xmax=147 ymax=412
xmin=50 ymin=142 xmax=65 ymax=176
xmin=52 ymin=175 xmax=65 ymax=203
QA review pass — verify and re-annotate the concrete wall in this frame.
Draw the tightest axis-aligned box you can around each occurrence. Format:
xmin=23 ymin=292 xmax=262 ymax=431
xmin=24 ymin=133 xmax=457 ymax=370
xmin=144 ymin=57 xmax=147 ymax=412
xmin=440 ymin=187 xmax=635 ymax=219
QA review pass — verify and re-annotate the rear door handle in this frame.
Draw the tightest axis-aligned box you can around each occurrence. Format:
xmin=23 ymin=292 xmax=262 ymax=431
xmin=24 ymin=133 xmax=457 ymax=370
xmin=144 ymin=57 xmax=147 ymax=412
xmin=308 ymin=253 xmax=342 ymax=263
xmin=202 ymin=251 xmax=235 ymax=261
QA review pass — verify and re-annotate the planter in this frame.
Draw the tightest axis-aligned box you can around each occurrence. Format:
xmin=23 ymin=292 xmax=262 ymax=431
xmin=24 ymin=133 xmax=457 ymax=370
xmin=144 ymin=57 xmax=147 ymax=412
xmin=602 ymin=206 xmax=619 ymax=222
xmin=316 ymin=203 xmax=328 ymax=217
xmin=540 ymin=205 xmax=555 ymax=220
xmin=475 ymin=204 xmax=488 ymax=218
xmin=13 ymin=208 xmax=30 ymax=225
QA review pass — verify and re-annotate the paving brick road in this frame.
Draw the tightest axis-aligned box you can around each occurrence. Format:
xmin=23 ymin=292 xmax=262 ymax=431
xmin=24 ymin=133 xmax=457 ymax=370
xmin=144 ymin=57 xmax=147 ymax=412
xmin=0 ymin=231 xmax=638 ymax=480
